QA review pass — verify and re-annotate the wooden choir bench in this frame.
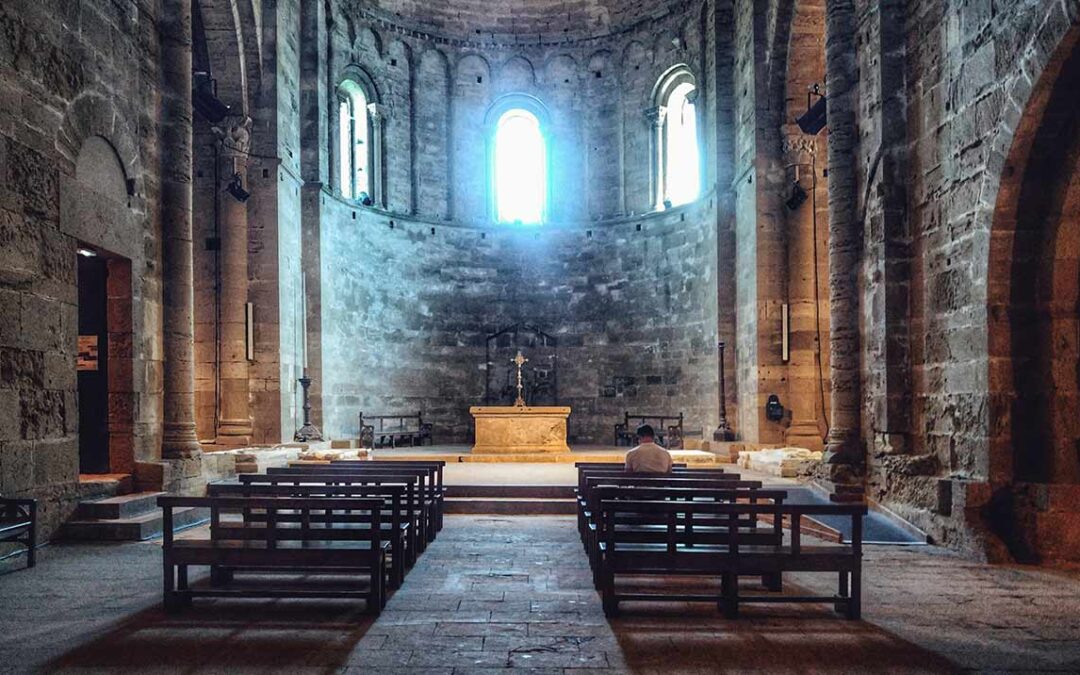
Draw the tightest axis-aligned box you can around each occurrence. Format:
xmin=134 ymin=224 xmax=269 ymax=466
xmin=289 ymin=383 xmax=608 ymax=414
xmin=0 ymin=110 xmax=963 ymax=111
xmin=158 ymin=495 xmax=388 ymax=616
xmin=0 ymin=497 xmax=36 ymax=569
xmin=613 ymin=412 xmax=684 ymax=448
xmin=359 ymin=411 xmax=433 ymax=449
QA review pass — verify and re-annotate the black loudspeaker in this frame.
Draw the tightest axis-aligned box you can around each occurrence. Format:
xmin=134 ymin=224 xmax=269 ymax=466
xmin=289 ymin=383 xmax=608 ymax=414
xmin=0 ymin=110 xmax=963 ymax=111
xmin=193 ymin=72 xmax=232 ymax=124
xmin=765 ymin=394 xmax=785 ymax=422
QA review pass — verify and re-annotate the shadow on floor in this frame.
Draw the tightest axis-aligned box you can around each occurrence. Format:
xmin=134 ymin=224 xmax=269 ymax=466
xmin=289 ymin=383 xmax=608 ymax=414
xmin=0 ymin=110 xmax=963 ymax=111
xmin=42 ymin=598 xmax=376 ymax=673
xmin=607 ymin=578 xmax=963 ymax=674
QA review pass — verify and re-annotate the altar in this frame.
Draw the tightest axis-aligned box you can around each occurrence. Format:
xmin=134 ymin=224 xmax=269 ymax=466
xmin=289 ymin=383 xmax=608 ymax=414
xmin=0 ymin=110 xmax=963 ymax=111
xmin=469 ymin=406 xmax=572 ymax=454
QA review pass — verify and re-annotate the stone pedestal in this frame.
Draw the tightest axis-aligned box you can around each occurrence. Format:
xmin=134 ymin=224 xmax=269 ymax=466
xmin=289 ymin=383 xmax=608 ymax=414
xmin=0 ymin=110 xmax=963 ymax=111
xmin=469 ymin=406 xmax=571 ymax=454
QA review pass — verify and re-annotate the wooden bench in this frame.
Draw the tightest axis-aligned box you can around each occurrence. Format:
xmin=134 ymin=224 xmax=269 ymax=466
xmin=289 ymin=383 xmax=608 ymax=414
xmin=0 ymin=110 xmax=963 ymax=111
xmin=359 ymin=412 xmax=433 ymax=449
xmin=158 ymin=495 xmax=389 ymax=616
xmin=0 ymin=497 xmax=36 ymax=569
xmin=596 ymin=498 xmax=867 ymax=619
xmin=248 ymin=471 xmax=427 ymax=556
xmin=329 ymin=460 xmax=446 ymax=531
xmin=272 ymin=465 xmax=441 ymax=543
xmin=209 ymin=481 xmax=411 ymax=589
xmin=613 ymin=412 xmax=684 ymax=448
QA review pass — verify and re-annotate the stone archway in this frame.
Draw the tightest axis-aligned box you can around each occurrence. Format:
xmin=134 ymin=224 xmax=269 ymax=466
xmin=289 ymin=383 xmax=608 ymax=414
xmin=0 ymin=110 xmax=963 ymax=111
xmin=986 ymin=24 xmax=1080 ymax=563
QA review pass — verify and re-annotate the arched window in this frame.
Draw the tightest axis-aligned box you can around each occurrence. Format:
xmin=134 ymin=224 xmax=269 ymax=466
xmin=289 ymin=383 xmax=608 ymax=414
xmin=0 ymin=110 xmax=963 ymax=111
xmin=487 ymin=96 xmax=549 ymax=225
xmin=652 ymin=67 xmax=701 ymax=209
xmin=337 ymin=79 xmax=370 ymax=202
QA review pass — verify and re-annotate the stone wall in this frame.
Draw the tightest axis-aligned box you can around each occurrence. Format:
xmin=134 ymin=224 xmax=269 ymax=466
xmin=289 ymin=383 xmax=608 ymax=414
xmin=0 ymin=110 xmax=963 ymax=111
xmin=318 ymin=198 xmax=720 ymax=444
xmin=0 ymin=0 xmax=163 ymax=538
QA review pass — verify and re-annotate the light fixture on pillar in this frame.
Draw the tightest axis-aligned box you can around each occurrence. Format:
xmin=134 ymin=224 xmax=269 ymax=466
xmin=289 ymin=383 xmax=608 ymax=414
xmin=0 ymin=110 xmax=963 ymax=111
xmin=193 ymin=71 xmax=232 ymax=124
xmin=226 ymin=173 xmax=250 ymax=203
xmin=796 ymin=83 xmax=827 ymax=135
xmin=786 ymin=182 xmax=808 ymax=210
xmin=359 ymin=191 xmax=374 ymax=207
xmin=77 ymin=247 xmax=97 ymax=258
xmin=713 ymin=341 xmax=735 ymax=442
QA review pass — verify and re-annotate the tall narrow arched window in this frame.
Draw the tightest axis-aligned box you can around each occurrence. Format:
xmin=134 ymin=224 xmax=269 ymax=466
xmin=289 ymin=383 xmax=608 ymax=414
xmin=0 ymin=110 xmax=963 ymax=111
xmin=490 ymin=100 xmax=548 ymax=224
xmin=337 ymin=80 xmax=370 ymax=201
xmin=651 ymin=67 xmax=701 ymax=209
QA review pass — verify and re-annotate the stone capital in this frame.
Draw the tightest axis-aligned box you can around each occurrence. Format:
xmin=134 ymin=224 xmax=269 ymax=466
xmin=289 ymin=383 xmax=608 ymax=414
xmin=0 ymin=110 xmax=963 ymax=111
xmin=367 ymin=103 xmax=389 ymax=124
xmin=213 ymin=115 xmax=254 ymax=159
xmin=644 ymin=106 xmax=667 ymax=127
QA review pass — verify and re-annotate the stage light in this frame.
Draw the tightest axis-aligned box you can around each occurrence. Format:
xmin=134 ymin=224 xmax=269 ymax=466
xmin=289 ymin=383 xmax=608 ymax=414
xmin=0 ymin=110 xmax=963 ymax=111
xmin=193 ymin=71 xmax=231 ymax=124
xmin=359 ymin=191 xmax=373 ymax=207
xmin=796 ymin=83 xmax=827 ymax=135
xmin=226 ymin=173 xmax=250 ymax=202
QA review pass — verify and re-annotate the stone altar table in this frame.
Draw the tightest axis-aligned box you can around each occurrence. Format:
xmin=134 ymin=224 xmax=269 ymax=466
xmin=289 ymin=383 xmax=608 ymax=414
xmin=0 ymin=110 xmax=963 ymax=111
xmin=469 ymin=406 xmax=572 ymax=454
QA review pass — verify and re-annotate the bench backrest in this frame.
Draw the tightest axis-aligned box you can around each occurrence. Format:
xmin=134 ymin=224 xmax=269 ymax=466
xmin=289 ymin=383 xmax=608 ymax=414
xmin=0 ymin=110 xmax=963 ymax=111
xmin=158 ymin=495 xmax=385 ymax=549
xmin=269 ymin=466 xmax=436 ymax=500
xmin=598 ymin=499 xmax=866 ymax=554
xmin=208 ymin=482 xmax=406 ymax=532
xmin=359 ymin=411 xmax=425 ymax=432
xmin=577 ymin=467 xmax=737 ymax=494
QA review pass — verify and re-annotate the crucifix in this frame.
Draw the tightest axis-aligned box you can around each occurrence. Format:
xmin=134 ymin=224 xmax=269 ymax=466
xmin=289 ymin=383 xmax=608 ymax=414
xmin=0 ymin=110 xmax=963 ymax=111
xmin=511 ymin=350 xmax=529 ymax=407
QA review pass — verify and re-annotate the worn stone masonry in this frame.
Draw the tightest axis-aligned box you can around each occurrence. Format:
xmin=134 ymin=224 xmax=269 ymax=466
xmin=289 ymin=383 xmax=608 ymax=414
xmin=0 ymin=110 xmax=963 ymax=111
xmin=2 ymin=0 xmax=1080 ymax=568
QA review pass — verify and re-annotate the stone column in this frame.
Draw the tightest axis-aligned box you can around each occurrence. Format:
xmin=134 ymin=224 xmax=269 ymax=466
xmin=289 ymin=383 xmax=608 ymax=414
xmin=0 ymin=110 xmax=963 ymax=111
xmin=784 ymin=131 xmax=825 ymax=451
xmin=367 ymin=103 xmax=388 ymax=208
xmin=160 ymin=0 xmax=201 ymax=459
xmin=823 ymin=0 xmax=862 ymax=469
xmin=645 ymin=106 xmax=667 ymax=210
xmin=214 ymin=115 xmax=254 ymax=446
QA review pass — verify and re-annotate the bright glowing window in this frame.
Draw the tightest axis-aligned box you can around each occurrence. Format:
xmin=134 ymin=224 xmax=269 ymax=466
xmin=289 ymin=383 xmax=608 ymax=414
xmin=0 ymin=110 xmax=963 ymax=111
xmin=664 ymin=81 xmax=700 ymax=207
xmin=493 ymin=109 xmax=546 ymax=224
xmin=337 ymin=82 xmax=370 ymax=201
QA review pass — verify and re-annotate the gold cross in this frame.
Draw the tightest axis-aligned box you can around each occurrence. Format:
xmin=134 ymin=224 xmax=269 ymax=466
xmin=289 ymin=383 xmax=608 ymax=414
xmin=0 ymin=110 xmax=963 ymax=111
xmin=512 ymin=350 xmax=528 ymax=407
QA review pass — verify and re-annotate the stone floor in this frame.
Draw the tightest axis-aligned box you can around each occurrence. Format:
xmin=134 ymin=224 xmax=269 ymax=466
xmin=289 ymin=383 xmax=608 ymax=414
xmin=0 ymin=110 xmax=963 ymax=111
xmin=1 ymin=516 xmax=1079 ymax=674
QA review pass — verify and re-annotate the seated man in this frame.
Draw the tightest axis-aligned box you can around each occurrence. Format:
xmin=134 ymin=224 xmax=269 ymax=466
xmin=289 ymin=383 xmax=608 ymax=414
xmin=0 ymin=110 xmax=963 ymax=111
xmin=624 ymin=424 xmax=673 ymax=474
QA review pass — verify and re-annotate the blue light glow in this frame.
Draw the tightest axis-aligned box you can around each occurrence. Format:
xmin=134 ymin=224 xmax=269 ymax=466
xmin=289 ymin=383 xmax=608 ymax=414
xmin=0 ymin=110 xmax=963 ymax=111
xmin=494 ymin=109 xmax=546 ymax=224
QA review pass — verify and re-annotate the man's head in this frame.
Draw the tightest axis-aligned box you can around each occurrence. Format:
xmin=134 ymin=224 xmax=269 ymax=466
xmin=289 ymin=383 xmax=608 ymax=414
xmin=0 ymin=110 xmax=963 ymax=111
xmin=636 ymin=424 xmax=655 ymax=442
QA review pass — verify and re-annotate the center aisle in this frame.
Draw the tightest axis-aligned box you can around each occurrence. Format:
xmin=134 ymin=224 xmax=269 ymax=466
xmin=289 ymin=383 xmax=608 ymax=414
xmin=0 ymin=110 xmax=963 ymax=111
xmin=348 ymin=515 xmax=625 ymax=672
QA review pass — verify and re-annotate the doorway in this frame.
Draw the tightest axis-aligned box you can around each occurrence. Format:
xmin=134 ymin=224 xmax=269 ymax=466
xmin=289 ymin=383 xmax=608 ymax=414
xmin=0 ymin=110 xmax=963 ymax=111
xmin=77 ymin=249 xmax=109 ymax=473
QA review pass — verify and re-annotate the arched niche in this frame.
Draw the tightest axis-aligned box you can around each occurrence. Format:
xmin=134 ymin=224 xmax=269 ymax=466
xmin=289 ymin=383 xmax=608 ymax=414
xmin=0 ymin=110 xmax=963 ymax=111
xmin=75 ymin=136 xmax=129 ymax=203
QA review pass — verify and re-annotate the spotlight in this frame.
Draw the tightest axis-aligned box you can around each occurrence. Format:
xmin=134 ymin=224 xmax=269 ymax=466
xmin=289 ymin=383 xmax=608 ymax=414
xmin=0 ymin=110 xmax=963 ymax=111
xmin=359 ymin=191 xmax=373 ymax=207
xmin=785 ymin=183 xmax=808 ymax=210
xmin=796 ymin=83 xmax=827 ymax=135
xmin=193 ymin=71 xmax=231 ymax=124
xmin=663 ymin=199 xmax=673 ymax=210
xmin=225 ymin=173 xmax=250 ymax=202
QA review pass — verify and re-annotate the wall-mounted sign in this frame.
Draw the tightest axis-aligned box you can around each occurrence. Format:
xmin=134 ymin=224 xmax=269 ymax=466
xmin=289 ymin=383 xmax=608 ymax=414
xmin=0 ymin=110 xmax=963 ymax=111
xmin=77 ymin=335 xmax=99 ymax=371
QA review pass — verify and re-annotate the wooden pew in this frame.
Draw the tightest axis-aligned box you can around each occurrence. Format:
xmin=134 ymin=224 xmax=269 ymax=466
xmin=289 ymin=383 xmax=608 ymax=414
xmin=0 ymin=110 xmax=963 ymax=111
xmin=596 ymin=498 xmax=867 ymax=619
xmin=0 ymin=497 xmax=36 ymax=569
xmin=613 ymin=412 xmax=684 ymax=448
xmin=209 ymin=481 xmax=411 ymax=589
xmin=271 ymin=466 xmax=439 ymax=543
xmin=158 ymin=495 xmax=389 ymax=616
xmin=358 ymin=411 xmax=433 ymax=448
xmin=328 ymin=460 xmax=446 ymax=531
xmin=244 ymin=472 xmax=425 ymax=557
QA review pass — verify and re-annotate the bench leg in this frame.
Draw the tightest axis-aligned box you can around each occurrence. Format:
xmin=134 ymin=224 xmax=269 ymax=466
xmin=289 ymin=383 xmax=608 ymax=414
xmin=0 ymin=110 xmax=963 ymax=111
xmin=720 ymin=573 xmax=739 ymax=619
xmin=211 ymin=565 xmax=234 ymax=586
xmin=367 ymin=556 xmax=385 ymax=616
xmin=836 ymin=571 xmax=849 ymax=615
xmin=391 ymin=540 xmax=404 ymax=589
xmin=600 ymin=562 xmax=618 ymax=617
xmin=762 ymin=573 xmax=782 ymax=592
xmin=846 ymin=569 xmax=862 ymax=620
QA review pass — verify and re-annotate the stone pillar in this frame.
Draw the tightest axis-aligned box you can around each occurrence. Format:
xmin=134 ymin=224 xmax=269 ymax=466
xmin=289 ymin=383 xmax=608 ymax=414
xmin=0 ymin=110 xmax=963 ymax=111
xmin=214 ymin=115 xmax=254 ymax=446
xmin=784 ymin=131 xmax=825 ymax=452
xmin=823 ymin=0 xmax=862 ymax=469
xmin=645 ymin=106 xmax=667 ymax=210
xmin=367 ymin=103 xmax=388 ymax=208
xmin=160 ymin=0 xmax=201 ymax=459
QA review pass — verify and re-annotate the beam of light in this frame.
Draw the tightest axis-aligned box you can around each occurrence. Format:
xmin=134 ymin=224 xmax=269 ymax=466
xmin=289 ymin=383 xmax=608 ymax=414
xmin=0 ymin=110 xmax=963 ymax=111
xmin=494 ymin=109 xmax=546 ymax=224
xmin=665 ymin=81 xmax=700 ymax=207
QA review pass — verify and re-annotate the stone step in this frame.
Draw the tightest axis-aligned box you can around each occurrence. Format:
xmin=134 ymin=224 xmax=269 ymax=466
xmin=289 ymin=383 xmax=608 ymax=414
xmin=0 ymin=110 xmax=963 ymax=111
xmin=445 ymin=498 xmax=577 ymax=515
xmin=76 ymin=491 xmax=166 ymax=520
xmin=444 ymin=485 xmax=576 ymax=499
xmin=76 ymin=474 xmax=134 ymax=500
xmin=62 ymin=506 xmax=208 ymax=542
